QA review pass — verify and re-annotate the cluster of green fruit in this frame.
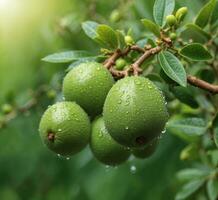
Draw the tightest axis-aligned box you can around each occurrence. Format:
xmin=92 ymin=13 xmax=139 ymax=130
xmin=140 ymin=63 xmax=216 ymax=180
xmin=39 ymin=62 xmax=169 ymax=166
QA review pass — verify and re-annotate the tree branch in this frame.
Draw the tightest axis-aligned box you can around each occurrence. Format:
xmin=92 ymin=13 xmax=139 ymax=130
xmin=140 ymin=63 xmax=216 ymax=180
xmin=187 ymin=75 xmax=218 ymax=94
xmin=131 ymin=46 xmax=162 ymax=75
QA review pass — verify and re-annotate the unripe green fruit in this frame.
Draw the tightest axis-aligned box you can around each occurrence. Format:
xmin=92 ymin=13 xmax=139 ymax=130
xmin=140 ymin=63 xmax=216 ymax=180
xmin=110 ymin=10 xmax=121 ymax=23
xmin=47 ymin=89 xmax=57 ymax=99
xmin=166 ymin=15 xmax=177 ymax=26
xmin=175 ymin=7 xmax=188 ymax=22
xmin=90 ymin=116 xmax=130 ymax=166
xmin=39 ymin=102 xmax=91 ymax=156
xmin=169 ymin=32 xmax=177 ymax=40
xmin=1 ymin=104 xmax=13 ymax=114
xmin=115 ymin=58 xmax=126 ymax=70
xmin=63 ymin=62 xmax=114 ymax=117
xmin=132 ymin=138 xmax=158 ymax=159
xmin=124 ymin=35 xmax=134 ymax=45
xmin=103 ymin=76 xmax=168 ymax=147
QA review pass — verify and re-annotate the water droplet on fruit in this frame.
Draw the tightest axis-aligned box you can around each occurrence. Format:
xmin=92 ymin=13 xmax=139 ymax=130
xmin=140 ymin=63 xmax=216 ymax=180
xmin=58 ymin=128 xmax=62 ymax=132
xmin=130 ymin=165 xmax=137 ymax=174
xmin=125 ymin=126 xmax=129 ymax=130
xmin=126 ymin=111 xmax=129 ymax=114
xmin=98 ymin=133 xmax=103 ymax=138
xmin=97 ymin=67 xmax=100 ymax=71
xmin=66 ymin=157 xmax=70 ymax=160
xmin=161 ymin=129 xmax=166 ymax=134
xmin=118 ymin=100 xmax=122 ymax=104
xmin=57 ymin=154 xmax=61 ymax=158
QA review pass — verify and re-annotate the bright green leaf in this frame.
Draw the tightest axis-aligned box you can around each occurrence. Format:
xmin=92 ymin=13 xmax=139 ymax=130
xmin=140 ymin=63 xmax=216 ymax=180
xmin=42 ymin=51 xmax=93 ymax=63
xmin=141 ymin=19 xmax=161 ymax=37
xmin=167 ymin=118 xmax=208 ymax=142
xmin=180 ymin=43 xmax=212 ymax=61
xmin=153 ymin=0 xmax=175 ymax=27
xmin=158 ymin=51 xmax=187 ymax=87
xmin=207 ymin=179 xmax=218 ymax=200
xmin=175 ymin=179 xmax=205 ymax=200
xmin=195 ymin=0 xmax=217 ymax=28
xmin=211 ymin=1 xmax=218 ymax=25
xmin=171 ymin=86 xmax=199 ymax=108
xmin=96 ymin=25 xmax=119 ymax=49
xmin=177 ymin=168 xmax=211 ymax=182
xmin=82 ymin=21 xmax=99 ymax=39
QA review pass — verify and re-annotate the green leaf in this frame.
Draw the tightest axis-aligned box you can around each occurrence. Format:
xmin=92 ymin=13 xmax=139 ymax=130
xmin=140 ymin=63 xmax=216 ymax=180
xmin=212 ymin=113 xmax=218 ymax=148
xmin=177 ymin=168 xmax=211 ymax=182
xmin=207 ymin=179 xmax=218 ymax=200
xmin=181 ymin=24 xmax=211 ymax=43
xmin=211 ymin=1 xmax=218 ymax=25
xmin=82 ymin=21 xmax=99 ymax=39
xmin=171 ymin=86 xmax=199 ymax=108
xmin=180 ymin=43 xmax=212 ymax=61
xmin=141 ymin=19 xmax=161 ymax=37
xmin=42 ymin=51 xmax=93 ymax=63
xmin=167 ymin=118 xmax=208 ymax=142
xmin=195 ymin=0 xmax=217 ymax=28
xmin=153 ymin=0 xmax=175 ymax=27
xmin=158 ymin=51 xmax=187 ymax=87
xmin=96 ymin=25 xmax=119 ymax=49
xmin=175 ymin=179 xmax=205 ymax=200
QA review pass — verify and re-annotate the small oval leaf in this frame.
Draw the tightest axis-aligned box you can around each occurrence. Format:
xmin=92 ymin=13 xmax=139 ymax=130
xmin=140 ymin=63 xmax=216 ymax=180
xmin=153 ymin=0 xmax=175 ymax=27
xmin=180 ymin=43 xmax=212 ymax=61
xmin=42 ymin=51 xmax=93 ymax=63
xmin=175 ymin=179 xmax=205 ymax=200
xmin=158 ymin=51 xmax=187 ymax=87
xmin=207 ymin=179 xmax=218 ymax=200
xmin=167 ymin=118 xmax=208 ymax=142
xmin=96 ymin=25 xmax=119 ymax=49
xmin=141 ymin=19 xmax=161 ymax=37
xmin=82 ymin=21 xmax=99 ymax=39
xmin=195 ymin=0 xmax=217 ymax=28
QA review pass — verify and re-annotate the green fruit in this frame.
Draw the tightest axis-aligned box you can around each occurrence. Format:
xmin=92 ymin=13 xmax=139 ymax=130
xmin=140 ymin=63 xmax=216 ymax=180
xmin=124 ymin=35 xmax=134 ymax=45
xmin=169 ymin=32 xmax=177 ymax=40
xmin=110 ymin=10 xmax=121 ymax=23
xmin=39 ymin=102 xmax=91 ymax=156
xmin=103 ymin=76 xmax=168 ymax=147
xmin=63 ymin=62 xmax=114 ymax=116
xmin=90 ymin=116 xmax=130 ymax=166
xmin=1 ymin=104 xmax=13 ymax=114
xmin=166 ymin=15 xmax=177 ymax=26
xmin=115 ymin=58 xmax=126 ymax=70
xmin=133 ymin=138 xmax=158 ymax=159
xmin=175 ymin=7 xmax=188 ymax=22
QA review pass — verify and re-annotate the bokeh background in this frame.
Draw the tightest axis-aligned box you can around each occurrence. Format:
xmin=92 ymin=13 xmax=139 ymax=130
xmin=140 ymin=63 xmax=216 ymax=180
xmin=0 ymin=0 xmax=207 ymax=199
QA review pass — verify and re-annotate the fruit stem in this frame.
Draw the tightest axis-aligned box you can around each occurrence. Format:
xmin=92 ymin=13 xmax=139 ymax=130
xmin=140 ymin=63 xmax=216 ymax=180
xmin=47 ymin=132 xmax=55 ymax=142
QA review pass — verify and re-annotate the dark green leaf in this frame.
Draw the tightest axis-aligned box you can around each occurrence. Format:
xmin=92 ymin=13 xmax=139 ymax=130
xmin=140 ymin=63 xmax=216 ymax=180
xmin=96 ymin=25 xmax=118 ymax=49
xmin=42 ymin=51 xmax=93 ymax=63
xmin=195 ymin=0 xmax=217 ymax=28
xmin=181 ymin=24 xmax=211 ymax=43
xmin=153 ymin=0 xmax=175 ymax=27
xmin=212 ymin=113 xmax=218 ymax=148
xmin=180 ymin=43 xmax=212 ymax=61
xmin=175 ymin=179 xmax=205 ymax=200
xmin=82 ymin=21 xmax=99 ymax=39
xmin=167 ymin=118 xmax=208 ymax=142
xmin=207 ymin=179 xmax=218 ymax=200
xmin=158 ymin=51 xmax=187 ymax=87
xmin=177 ymin=168 xmax=211 ymax=182
xmin=141 ymin=19 xmax=161 ymax=37
xmin=211 ymin=1 xmax=218 ymax=25
xmin=171 ymin=86 xmax=199 ymax=108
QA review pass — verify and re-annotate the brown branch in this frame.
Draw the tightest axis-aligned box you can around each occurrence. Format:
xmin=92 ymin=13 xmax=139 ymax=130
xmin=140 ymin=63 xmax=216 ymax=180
xmin=131 ymin=46 xmax=162 ymax=75
xmin=187 ymin=75 xmax=218 ymax=94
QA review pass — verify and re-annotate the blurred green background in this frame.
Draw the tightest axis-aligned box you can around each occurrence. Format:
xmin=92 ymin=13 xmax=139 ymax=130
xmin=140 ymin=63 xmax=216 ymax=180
xmin=0 ymin=0 xmax=206 ymax=199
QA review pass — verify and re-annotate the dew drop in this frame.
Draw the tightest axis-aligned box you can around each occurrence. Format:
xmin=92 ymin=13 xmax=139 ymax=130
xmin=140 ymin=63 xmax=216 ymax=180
xmin=58 ymin=128 xmax=62 ymax=132
xmin=57 ymin=154 xmax=61 ymax=158
xmin=66 ymin=157 xmax=70 ymax=160
xmin=125 ymin=126 xmax=129 ymax=130
xmin=130 ymin=165 xmax=137 ymax=174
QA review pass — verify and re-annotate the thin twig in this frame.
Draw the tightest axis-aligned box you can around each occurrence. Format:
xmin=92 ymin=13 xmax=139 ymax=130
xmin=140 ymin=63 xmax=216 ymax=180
xmin=187 ymin=75 xmax=218 ymax=94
